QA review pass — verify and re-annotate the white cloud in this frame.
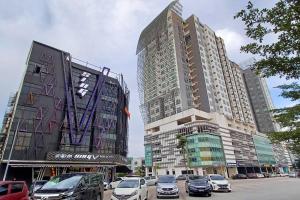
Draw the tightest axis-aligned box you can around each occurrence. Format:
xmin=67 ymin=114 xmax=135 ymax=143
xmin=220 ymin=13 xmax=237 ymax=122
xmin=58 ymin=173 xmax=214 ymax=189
xmin=215 ymin=28 xmax=247 ymax=61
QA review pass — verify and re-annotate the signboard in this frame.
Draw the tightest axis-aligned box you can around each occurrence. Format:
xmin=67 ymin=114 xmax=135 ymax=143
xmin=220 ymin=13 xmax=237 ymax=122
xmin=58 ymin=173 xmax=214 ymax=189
xmin=47 ymin=151 xmax=127 ymax=165
xmin=145 ymin=145 xmax=153 ymax=167
xmin=226 ymin=162 xmax=237 ymax=167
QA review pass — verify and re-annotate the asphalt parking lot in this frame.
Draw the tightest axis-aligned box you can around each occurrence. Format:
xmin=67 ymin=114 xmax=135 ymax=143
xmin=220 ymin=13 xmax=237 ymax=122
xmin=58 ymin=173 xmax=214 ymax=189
xmin=104 ymin=177 xmax=300 ymax=200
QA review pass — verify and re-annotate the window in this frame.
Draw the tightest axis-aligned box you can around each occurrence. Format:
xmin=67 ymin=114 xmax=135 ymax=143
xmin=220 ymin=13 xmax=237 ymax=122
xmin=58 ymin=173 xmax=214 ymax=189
xmin=34 ymin=65 xmax=41 ymax=73
xmin=11 ymin=183 xmax=23 ymax=193
xmin=0 ymin=184 xmax=8 ymax=196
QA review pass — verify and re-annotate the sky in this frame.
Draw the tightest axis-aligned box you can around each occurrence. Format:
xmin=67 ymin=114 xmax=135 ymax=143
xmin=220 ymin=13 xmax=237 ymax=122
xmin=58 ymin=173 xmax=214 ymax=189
xmin=0 ymin=0 xmax=295 ymax=157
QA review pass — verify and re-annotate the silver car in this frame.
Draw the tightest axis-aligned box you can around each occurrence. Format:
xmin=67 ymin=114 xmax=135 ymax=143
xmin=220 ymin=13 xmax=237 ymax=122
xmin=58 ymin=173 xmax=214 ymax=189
xmin=156 ymin=175 xmax=179 ymax=199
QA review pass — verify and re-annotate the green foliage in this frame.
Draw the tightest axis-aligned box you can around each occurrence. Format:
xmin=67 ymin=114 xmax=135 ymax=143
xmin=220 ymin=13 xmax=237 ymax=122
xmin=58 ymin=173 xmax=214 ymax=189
xmin=116 ymin=173 xmax=127 ymax=177
xmin=236 ymin=0 xmax=300 ymax=155
xmin=176 ymin=134 xmax=189 ymax=169
xmin=234 ymin=0 xmax=300 ymax=80
xmin=134 ymin=166 xmax=145 ymax=177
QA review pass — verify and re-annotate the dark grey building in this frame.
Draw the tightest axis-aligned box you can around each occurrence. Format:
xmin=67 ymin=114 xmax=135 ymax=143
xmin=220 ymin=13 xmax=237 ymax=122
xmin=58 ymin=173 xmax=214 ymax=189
xmin=242 ymin=68 xmax=277 ymax=133
xmin=0 ymin=41 xmax=130 ymax=182
xmin=242 ymin=67 xmax=292 ymax=168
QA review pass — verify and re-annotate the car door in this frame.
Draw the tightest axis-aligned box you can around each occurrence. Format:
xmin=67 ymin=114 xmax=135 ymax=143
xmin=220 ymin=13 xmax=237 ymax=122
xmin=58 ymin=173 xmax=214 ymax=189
xmin=0 ymin=183 xmax=9 ymax=200
xmin=140 ymin=179 xmax=147 ymax=200
xmin=10 ymin=183 xmax=26 ymax=200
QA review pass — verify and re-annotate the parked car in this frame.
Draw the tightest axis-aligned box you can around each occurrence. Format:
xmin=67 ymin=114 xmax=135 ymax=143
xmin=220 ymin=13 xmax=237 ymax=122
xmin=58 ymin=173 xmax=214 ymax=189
xmin=29 ymin=180 xmax=47 ymax=196
xmin=270 ymin=173 xmax=278 ymax=177
xmin=33 ymin=172 xmax=103 ymax=200
xmin=186 ymin=175 xmax=206 ymax=181
xmin=185 ymin=176 xmax=212 ymax=197
xmin=144 ymin=176 xmax=158 ymax=186
xmin=111 ymin=177 xmax=148 ymax=200
xmin=231 ymin=174 xmax=247 ymax=179
xmin=288 ymin=172 xmax=297 ymax=178
xmin=246 ymin=173 xmax=258 ymax=179
xmin=277 ymin=172 xmax=288 ymax=177
xmin=257 ymin=173 xmax=265 ymax=178
xmin=156 ymin=175 xmax=179 ymax=199
xmin=0 ymin=181 xmax=29 ymax=200
xmin=176 ymin=175 xmax=187 ymax=180
xmin=207 ymin=174 xmax=231 ymax=192
xmin=109 ymin=177 xmax=125 ymax=189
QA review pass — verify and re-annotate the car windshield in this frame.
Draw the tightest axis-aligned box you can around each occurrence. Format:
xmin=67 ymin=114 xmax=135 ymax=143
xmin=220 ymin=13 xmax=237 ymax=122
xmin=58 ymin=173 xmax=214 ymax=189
xmin=189 ymin=175 xmax=205 ymax=180
xmin=210 ymin=175 xmax=225 ymax=180
xmin=158 ymin=176 xmax=176 ymax=183
xmin=40 ymin=175 xmax=82 ymax=190
xmin=35 ymin=181 xmax=47 ymax=186
xmin=190 ymin=179 xmax=207 ymax=185
xmin=117 ymin=180 xmax=139 ymax=188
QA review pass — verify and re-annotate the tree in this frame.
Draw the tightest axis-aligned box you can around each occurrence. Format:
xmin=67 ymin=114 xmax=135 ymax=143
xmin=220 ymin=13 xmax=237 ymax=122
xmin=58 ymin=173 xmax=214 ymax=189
xmin=235 ymin=0 xmax=300 ymax=155
xmin=176 ymin=134 xmax=189 ymax=172
xmin=135 ymin=166 xmax=145 ymax=177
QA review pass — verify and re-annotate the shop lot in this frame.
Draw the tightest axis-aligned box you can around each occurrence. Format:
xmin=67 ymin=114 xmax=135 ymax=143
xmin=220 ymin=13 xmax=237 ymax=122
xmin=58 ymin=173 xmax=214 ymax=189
xmin=104 ymin=177 xmax=300 ymax=200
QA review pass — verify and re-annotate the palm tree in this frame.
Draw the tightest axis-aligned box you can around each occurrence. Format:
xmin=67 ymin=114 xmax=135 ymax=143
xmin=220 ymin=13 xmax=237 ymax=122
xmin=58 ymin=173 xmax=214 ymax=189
xmin=176 ymin=134 xmax=188 ymax=173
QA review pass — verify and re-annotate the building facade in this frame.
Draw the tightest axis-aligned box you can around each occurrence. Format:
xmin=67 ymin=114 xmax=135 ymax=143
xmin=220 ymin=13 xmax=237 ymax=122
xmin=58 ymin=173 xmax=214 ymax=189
xmin=242 ymin=66 xmax=292 ymax=171
xmin=137 ymin=1 xmax=279 ymax=178
xmin=0 ymin=41 xmax=130 ymax=182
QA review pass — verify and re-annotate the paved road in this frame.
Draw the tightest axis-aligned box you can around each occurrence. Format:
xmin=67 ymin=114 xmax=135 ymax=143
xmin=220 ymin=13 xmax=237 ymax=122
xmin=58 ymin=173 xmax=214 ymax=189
xmin=104 ymin=177 xmax=300 ymax=200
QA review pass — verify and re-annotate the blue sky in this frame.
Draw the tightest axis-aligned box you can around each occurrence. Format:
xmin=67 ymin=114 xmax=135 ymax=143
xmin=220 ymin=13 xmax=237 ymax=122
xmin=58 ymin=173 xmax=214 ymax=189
xmin=0 ymin=0 xmax=295 ymax=157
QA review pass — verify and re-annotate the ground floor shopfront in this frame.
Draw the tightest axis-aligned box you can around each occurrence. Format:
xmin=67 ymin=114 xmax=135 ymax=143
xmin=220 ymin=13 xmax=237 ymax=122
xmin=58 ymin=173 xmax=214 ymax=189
xmin=0 ymin=152 xmax=129 ymax=184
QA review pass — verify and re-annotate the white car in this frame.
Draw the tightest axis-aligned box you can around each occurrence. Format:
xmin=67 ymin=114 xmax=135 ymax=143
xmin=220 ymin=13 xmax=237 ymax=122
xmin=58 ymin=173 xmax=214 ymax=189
xmin=257 ymin=173 xmax=265 ymax=178
xmin=145 ymin=176 xmax=158 ymax=186
xmin=207 ymin=174 xmax=231 ymax=192
xmin=109 ymin=177 xmax=125 ymax=189
xmin=111 ymin=177 xmax=148 ymax=200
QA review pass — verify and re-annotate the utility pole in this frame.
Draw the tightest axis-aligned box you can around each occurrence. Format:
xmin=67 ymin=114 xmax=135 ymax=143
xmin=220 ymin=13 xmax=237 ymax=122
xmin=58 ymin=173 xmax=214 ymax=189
xmin=3 ymin=120 xmax=20 ymax=181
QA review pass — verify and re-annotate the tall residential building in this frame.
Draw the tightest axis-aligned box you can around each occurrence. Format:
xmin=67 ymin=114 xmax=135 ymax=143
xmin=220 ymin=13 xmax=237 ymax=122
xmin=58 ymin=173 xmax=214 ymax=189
xmin=137 ymin=1 xmax=268 ymax=178
xmin=242 ymin=68 xmax=278 ymax=133
xmin=216 ymin=36 xmax=254 ymax=124
xmin=242 ymin=66 xmax=292 ymax=170
xmin=137 ymin=1 xmax=193 ymax=125
xmin=184 ymin=15 xmax=233 ymax=118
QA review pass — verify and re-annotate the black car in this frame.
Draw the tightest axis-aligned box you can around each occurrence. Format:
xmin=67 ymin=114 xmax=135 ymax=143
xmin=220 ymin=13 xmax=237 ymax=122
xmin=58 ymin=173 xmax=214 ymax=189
xmin=29 ymin=180 xmax=47 ymax=196
xmin=232 ymin=174 xmax=247 ymax=179
xmin=176 ymin=175 xmax=187 ymax=180
xmin=33 ymin=172 xmax=104 ymax=200
xmin=185 ymin=176 xmax=212 ymax=197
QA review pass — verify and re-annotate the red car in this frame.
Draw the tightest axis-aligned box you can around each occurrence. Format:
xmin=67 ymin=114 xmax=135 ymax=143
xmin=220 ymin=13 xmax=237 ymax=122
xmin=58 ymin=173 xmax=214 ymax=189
xmin=0 ymin=181 xmax=29 ymax=200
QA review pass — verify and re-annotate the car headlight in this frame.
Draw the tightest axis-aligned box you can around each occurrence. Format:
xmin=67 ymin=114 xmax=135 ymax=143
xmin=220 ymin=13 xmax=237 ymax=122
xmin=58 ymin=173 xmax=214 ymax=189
xmin=211 ymin=182 xmax=216 ymax=184
xmin=173 ymin=186 xmax=179 ymax=191
xmin=112 ymin=191 xmax=117 ymax=197
xmin=130 ymin=190 xmax=138 ymax=196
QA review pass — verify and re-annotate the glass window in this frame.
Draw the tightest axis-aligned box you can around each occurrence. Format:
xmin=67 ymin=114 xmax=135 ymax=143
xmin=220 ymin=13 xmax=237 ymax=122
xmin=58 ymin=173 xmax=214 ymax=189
xmin=0 ymin=184 xmax=9 ymax=196
xmin=11 ymin=183 xmax=23 ymax=193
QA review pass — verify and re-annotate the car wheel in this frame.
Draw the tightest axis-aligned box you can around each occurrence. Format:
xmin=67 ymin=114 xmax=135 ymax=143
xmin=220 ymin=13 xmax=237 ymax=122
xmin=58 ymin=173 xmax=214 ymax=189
xmin=208 ymin=192 xmax=212 ymax=197
xmin=156 ymin=196 xmax=160 ymax=199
